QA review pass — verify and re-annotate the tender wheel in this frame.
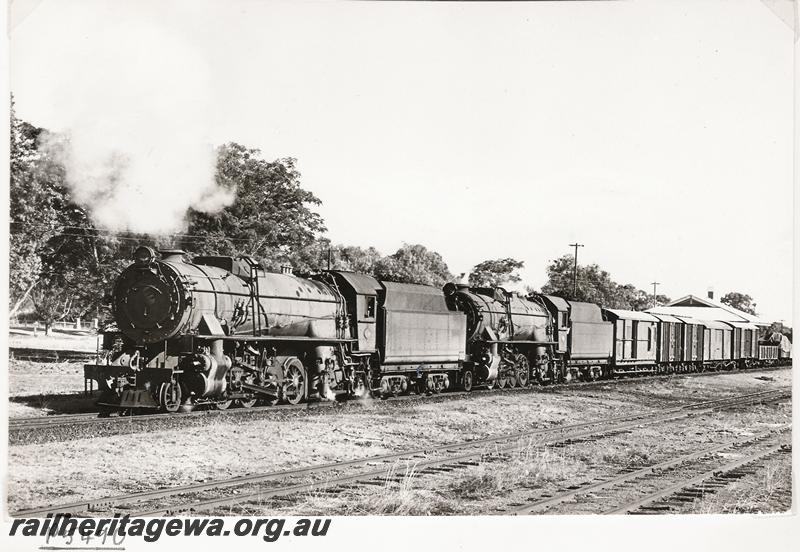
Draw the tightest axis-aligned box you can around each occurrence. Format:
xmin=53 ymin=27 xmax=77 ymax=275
xmin=461 ymin=370 xmax=474 ymax=392
xmin=282 ymin=359 xmax=307 ymax=405
xmin=158 ymin=381 xmax=182 ymax=413
xmin=508 ymin=373 xmax=518 ymax=388
xmin=515 ymin=354 xmax=530 ymax=387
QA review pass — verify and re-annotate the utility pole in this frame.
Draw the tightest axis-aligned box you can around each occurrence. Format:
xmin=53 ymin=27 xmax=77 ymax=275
xmin=651 ymin=281 xmax=660 ymax=308
xmin=569 ymin=243 xmax=584 ymax=297
xmin=327 ymin=247 xmax=332 ymax=271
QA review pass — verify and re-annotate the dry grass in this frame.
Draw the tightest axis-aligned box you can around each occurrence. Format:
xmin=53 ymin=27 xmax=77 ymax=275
xmin=690 ymin=456 xmax=793 ymax=514
xmin=449 ymin=442 xmax=584 ymax=500
xmin=6 ymin=364 xmax=792 ymax=514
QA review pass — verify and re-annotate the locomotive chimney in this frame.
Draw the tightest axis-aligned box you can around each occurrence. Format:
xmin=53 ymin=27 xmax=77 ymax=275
xmin=281 ymin=265 xmax=293 ymax=275
xmin=707 ymin=287 xmax=714 ymax=300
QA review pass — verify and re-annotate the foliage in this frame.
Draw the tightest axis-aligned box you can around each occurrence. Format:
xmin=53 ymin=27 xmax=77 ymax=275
xmin=374 ymin=244 xmax=454 ymax=287
xmin=179 ymin=142 xmax=325 ymax=271
xmin=720 ymin=292 xmax=757 ymax=315
xmin=540 ymin=255 xmax=670 ymax=309
xmin=767 ymin=322 xmax=792 ymax=343
xmin=468 ymin=258 xmax=524 ymax=288
xmin=291 ymin=238 xmax=383 ymax=274
xmin=10 ymin=103 xmax=128 ymax=327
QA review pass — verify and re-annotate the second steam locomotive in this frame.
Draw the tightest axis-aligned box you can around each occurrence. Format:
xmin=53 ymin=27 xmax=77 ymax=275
xmin=84 ymin=247 xmax=790 ymax=412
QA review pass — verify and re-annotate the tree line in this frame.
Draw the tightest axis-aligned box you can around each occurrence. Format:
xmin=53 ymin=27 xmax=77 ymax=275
xmin=11 ymin=103 xmax=776 ymax=335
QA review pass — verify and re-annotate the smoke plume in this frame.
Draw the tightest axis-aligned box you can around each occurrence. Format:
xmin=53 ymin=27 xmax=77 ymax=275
xmin=38 ymin=17 xmax=233 ymax=234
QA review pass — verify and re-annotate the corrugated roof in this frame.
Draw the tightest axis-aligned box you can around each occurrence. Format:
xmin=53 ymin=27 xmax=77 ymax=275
xmin=647 ymin=306 xmax=755 ymax=323
xmin=725 ymin=321 xmax=759 ymax=330
xmin=604 ymin=309 xmax=659 ymax=322
xmin=649 ymin=313 xmax=683 ymax=323
xmin=697 ymin=319 xmax=732 ymax=330
xmin=665 ymin=295 xmax=768 ymax=326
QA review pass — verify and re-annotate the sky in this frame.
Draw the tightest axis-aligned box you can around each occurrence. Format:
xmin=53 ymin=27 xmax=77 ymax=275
xmin=9 ymin=0 xmax=794 ymax=322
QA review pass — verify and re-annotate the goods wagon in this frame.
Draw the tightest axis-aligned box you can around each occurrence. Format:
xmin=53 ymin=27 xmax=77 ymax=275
xmin=676 ymin=316 xmax=705 ymax=369
xmin=651 ymin=314 xmax=683 ymax=366
xmin=699 ymin=319 xmax=732 ymax=369
xmin=724 ymin=321 xmax=759 ymax=367
xmin=603 ymin=309 xmax=658 ymax=374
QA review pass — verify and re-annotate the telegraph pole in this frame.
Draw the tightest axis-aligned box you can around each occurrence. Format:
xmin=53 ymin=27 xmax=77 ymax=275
xmin=569 ymin=243 xmax=584 ymax=297
xmin=651 ymin=281 xmax=660 ymax=308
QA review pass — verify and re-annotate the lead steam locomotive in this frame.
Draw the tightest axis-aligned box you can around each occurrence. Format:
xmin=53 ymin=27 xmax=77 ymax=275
xmin=84 ymin=247 xmax=791 ymax=412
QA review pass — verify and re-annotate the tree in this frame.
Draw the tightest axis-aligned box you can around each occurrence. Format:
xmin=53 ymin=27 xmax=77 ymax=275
xmin=540 ymin=254 xmax=670 ymax=310
xmin=180 ymin=142 xmax=325 ymax=271
xmin=374 ymin=244 xmax=454 ymax=287
xmin=720 ymin=292 xmax=757 ymax=315
xmin=767 ymin=322 xmax=792 ymax=343
xmin=468 ymin=258 xmax=524 ymax=287
xmin=9 ymin=98 xmax=57 ymax=317
xmin=291 ymin=238 xmax=383 ymax=274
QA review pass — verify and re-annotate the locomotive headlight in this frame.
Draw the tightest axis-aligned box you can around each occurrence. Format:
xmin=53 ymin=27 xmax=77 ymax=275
xmin=134 ymin=246 xmax=156 ymax=267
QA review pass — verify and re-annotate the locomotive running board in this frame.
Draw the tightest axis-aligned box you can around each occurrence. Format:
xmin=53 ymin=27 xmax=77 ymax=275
xmin=205 ymin=336 xmax=358 ymax=344
xmin=482 ymin=340 xmax=558 ymax=345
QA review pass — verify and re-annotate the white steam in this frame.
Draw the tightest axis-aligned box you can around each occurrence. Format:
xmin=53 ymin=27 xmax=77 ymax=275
xmin=40 ymin=17 xmax=233 ymax=234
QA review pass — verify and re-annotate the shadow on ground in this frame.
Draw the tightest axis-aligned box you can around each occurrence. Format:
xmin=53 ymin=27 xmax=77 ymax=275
xmin=9 ymin=392 xmax=99 ymax=415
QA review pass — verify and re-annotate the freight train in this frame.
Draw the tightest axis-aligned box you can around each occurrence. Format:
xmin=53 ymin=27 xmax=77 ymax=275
xmin=84 ymin=247 xmax=792 ymax=412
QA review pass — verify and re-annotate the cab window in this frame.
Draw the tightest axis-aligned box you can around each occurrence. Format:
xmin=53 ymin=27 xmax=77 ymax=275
xmin=365 ymin=296 xmax=376 ymax=318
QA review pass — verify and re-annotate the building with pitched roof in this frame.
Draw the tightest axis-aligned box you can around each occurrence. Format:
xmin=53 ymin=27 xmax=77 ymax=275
xmin=646 ymin=291 xmax=769 ymax=327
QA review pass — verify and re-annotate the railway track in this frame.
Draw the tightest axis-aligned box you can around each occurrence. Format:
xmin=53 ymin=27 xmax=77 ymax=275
xmin=606 ymin=435 xmax=791 ymax=515
xmin=13 ymin=387 xmax=789 ymax=517
xmin=8 ymin=364 xmax=791 ymax=434
xmin=505 ymin=425 xmax=791 ymax=515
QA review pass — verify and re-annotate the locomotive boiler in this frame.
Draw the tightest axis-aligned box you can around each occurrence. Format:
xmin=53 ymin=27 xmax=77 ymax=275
xmin=87 ymin=247 xmax=354 ymax=411
xmin=444 ymin=283 xmax=553 ymax=390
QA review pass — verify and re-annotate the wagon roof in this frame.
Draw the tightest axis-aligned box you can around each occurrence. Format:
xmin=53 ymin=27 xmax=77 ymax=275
xmin=603 ymin=309 xmax=659 ymax=322
xmin=723 ymin=321 xmax=759 ymax=330
xmin=648 ymin=313 xmax=683 ymax=323
xmin=695 ymin=319 xmax=732 ymax=330
xmin=674 ymin=316 xmax=704 ymax=326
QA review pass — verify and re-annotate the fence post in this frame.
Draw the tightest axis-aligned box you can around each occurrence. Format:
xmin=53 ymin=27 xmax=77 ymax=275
xmin=76 ymin=317 xmax=81 ymax=330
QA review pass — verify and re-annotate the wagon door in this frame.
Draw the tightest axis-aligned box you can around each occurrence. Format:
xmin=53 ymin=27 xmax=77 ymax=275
xmin=625 ymin=319 xmax=634 ymax=360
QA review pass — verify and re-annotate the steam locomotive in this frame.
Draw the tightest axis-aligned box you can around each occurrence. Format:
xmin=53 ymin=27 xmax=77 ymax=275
xmin=84 ymin=247 xmax=791 ymax=412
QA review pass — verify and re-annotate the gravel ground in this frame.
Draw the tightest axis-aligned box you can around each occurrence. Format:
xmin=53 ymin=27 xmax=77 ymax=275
xmin=6 ymin=367 xmax=791 ymax=515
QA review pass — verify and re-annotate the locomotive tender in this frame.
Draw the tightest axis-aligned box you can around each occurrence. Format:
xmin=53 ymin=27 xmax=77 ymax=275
xmin=84 ymin=247 xmax=790 ymax=412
